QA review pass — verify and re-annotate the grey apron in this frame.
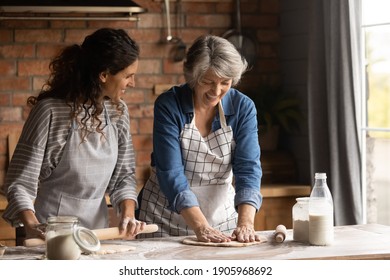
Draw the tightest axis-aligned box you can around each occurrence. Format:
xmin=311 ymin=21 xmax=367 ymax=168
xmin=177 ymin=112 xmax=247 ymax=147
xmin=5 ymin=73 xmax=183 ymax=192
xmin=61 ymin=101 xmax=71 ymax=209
xmin=139 ymin=102 xmax=237 ymax=237
xmin=35 ymin=103 xmax=118 ymax=230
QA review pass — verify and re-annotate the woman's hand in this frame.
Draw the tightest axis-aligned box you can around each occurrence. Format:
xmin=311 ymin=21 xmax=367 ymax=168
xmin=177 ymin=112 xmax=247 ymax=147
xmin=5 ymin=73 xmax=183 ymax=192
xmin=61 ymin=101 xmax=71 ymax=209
xmin=24 ymin=223 xmax=46 ymax=240
xmin=118 ymin=199 xmax=145 ymax=239
xmin=194 ymin=225 xmax=231 ymax=243
xmin=231 ymin=224 xmax=261 ymax=243
xmin=19 ymin=210 xmax=46 ymax=240
xmin=231 ymin=203 xmax=260 ymax=243
xmin=180 ymin=206 xmax=230 ymax=243
xmin=119 ymin=216 xmax=145 ymax=239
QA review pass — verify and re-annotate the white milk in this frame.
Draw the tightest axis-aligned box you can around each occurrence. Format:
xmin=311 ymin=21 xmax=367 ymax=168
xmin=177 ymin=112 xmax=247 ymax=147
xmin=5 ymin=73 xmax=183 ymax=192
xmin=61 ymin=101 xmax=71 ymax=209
xmin=309 ymin=213 xmax=334 ymax=245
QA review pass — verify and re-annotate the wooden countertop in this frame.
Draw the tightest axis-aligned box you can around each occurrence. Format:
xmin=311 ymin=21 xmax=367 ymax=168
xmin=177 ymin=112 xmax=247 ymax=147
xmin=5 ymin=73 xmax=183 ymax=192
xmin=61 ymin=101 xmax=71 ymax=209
xmin=0 ymin=194 xmax=8 ymax=211
xmin=2 ymin=224 xmax=390 ymax=260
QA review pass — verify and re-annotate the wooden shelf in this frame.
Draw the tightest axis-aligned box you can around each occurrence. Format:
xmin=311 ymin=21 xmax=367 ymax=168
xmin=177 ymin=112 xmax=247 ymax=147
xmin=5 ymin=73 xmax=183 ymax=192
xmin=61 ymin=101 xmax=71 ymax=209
xmin=261 ymin=184 xmax=311 ymax=197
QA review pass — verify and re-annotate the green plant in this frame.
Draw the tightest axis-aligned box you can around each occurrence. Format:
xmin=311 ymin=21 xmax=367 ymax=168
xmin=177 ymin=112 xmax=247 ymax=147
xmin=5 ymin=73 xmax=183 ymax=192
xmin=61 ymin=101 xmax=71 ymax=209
xmin=247 ymin=85 xmax=304 ymax=134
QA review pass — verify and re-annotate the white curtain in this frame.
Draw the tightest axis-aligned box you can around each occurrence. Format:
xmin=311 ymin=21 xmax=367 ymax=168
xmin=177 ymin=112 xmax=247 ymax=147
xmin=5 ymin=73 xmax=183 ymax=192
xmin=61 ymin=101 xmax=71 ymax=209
xmin=307 ymin=0 xmax=363 ymax=225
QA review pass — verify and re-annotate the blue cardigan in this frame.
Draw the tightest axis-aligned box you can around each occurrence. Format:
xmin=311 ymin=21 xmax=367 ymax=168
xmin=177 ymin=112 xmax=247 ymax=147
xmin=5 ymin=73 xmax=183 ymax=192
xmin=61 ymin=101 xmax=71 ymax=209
xmin=151 ymin=84 xmax=262 ymax=213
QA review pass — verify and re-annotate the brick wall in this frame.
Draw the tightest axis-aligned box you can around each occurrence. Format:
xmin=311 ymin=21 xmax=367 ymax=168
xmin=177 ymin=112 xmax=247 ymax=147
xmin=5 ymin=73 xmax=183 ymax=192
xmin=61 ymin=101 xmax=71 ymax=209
xmin=0 ymin=0 xmax=281 ymax=190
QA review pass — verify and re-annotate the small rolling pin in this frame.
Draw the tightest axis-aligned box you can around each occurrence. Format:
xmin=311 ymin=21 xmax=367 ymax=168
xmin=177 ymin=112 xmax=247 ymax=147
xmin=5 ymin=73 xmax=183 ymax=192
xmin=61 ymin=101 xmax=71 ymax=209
xmin=274 ymin=224 xmax=287 ymax=243
xmin=24 ymin=223 xmax=158 ymax=247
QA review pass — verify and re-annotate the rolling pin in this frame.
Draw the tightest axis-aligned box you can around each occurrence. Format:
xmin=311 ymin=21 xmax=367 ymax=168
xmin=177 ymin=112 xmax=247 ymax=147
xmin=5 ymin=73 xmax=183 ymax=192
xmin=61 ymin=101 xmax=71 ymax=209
xmin=274 ymin=224 xmax=287 ymax=243
xmin=24 ymin=223 xmax=158 ymax=247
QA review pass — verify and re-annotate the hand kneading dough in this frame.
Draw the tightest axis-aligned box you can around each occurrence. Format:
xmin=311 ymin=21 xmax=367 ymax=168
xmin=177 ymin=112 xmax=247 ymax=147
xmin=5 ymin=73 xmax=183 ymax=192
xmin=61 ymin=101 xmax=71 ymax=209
xmin=93 ymin=244 xmax=136 ymax=255
xmin=182 ymin=236 xmax=267 ymax=247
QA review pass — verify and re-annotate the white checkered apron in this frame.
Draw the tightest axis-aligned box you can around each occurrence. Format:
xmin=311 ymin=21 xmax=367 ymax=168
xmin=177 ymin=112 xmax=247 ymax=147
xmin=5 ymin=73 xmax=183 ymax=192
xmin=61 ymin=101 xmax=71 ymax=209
xmin=138 ymin=102 xmax=237 ymax=237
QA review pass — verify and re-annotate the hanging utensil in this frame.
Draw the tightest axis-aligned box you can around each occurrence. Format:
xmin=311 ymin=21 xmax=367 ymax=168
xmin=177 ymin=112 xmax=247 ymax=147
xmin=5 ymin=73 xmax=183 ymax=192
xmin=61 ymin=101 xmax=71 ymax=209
xmin=223 ymin=0 xmax=257 ymax=66
xmin=164 ymin=0 xmax=174 ymax=43
xmin=164 ymin=0 xmax=186 ymax=62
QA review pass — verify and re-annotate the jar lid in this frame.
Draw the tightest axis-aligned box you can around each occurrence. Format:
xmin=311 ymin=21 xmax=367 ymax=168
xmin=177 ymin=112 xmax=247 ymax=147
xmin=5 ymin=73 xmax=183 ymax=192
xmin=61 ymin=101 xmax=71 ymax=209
xmin=296 ymin=197 xmax=310 ymax=202
xmin=73 ymin=227 xmax=101 ymax=254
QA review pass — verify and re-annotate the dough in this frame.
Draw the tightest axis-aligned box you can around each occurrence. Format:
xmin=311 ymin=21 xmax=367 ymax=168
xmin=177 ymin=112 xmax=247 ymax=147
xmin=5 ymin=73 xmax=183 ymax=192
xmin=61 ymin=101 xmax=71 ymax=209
xmin=92 ymin=244 xmax=136 ymax=255
xmin=182 ymin=236 xmax=267 ymax=247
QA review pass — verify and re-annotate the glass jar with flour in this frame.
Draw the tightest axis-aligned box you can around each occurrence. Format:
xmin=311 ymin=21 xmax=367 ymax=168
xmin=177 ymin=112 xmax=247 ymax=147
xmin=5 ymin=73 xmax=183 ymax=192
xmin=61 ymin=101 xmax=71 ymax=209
xmin=308 ymin=173 xmax=334 ymax=246
xmin=292 ymin=197 xmax=310 ymax=243
xmin=45 ymin=216 xmax=100 ymax=259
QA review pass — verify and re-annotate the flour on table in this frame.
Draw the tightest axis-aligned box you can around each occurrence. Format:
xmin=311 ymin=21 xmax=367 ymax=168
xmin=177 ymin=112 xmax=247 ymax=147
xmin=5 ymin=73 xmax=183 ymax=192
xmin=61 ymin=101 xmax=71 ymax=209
xmin=92 ymin=244 xmax=136 ymax=255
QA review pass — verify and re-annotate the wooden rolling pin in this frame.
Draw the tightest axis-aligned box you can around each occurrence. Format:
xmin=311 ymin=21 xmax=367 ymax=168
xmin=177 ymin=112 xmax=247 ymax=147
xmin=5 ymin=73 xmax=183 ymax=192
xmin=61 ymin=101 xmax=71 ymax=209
xmin=24 ymin=224 xmax=158 ymax=247
xmin=93 ymin=224 xmax=158 ymax=240
xmin=274 ymin=224 xmax=287 ymax=243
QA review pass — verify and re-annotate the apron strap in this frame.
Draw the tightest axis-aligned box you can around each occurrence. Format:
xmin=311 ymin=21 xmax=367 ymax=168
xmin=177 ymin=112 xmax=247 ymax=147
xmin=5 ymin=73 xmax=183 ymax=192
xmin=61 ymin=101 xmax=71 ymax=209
xmin=218 ymin=102 xmax=227 ymax=128
xmin=190 ymin=101 xmax=227 ymax=128
xmin=102 ymin=101 xmax=111 ymax=126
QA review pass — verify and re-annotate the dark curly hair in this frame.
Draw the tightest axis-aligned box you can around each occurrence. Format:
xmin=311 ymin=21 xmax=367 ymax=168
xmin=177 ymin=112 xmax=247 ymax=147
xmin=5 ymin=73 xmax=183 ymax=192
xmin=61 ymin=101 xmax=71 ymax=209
xmin=28 ymin=28 xmax=140 ymax=135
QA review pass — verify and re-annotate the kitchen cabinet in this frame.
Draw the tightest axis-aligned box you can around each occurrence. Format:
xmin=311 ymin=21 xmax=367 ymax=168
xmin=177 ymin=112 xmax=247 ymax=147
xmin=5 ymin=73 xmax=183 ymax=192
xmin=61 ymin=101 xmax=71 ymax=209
xmin=254 ymin=184 xmax=311 ymax=231
xmin=256 ymin=150 xmax=311 ymax=231
xmin=0 ymin=194 xmax=16 ymax=246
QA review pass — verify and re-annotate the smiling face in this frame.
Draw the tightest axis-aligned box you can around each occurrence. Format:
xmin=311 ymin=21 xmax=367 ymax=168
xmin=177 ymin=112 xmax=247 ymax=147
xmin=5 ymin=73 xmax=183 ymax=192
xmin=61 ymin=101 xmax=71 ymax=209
xmin=193 ymin=68 xmax=233 ymax=109
xmin=99 ymin=60 xmax=139 ymax=102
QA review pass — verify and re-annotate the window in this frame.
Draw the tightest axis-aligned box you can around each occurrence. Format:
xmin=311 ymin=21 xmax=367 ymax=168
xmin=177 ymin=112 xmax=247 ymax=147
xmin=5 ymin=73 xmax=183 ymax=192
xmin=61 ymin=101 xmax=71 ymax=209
xmin=362 ymin=0 xmax=390 ymax=225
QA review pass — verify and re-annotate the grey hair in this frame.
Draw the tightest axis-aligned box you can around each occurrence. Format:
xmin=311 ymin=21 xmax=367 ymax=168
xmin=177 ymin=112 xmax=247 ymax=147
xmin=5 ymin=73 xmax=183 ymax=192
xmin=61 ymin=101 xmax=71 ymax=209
xmin=183 ymin=35 xmax=248 ymax=89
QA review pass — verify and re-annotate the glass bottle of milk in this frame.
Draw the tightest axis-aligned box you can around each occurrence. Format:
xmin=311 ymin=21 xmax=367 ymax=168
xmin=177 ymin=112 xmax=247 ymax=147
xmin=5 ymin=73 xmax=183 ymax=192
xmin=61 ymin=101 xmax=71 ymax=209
xmin=309 ymin=173 xmax=334 ymax=245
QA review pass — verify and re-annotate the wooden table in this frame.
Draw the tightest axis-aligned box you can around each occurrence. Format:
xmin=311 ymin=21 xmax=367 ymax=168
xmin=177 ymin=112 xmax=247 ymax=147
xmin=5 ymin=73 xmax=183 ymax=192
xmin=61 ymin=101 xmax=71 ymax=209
xmin=1 ymin=224 xmax=390 ymax=260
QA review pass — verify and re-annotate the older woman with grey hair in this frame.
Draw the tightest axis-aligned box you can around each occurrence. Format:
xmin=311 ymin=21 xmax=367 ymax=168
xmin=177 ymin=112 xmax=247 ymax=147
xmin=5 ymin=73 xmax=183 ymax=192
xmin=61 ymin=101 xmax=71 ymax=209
xmin=137 ymin=35 xmax=262 ymax=243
